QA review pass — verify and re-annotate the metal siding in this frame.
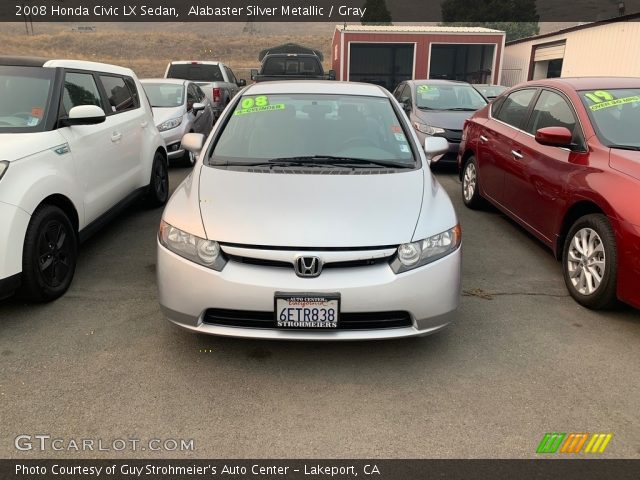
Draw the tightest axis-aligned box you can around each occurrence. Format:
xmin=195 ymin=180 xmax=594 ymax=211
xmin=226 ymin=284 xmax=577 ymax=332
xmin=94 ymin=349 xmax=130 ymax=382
xmin=339 ymin=32 xmax=504 ymax=83
xmin=502 ymin=21 xmax=640 ymax=85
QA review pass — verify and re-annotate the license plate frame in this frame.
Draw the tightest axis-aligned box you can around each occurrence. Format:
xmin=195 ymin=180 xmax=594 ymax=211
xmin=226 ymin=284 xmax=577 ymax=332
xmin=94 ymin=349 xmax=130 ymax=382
xmin=274 ymin=292 xmax=341 ymax=329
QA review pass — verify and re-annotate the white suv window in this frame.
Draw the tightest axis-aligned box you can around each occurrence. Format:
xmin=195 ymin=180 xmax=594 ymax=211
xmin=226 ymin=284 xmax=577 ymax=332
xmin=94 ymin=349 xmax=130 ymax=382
xmin=99 ymin=75 xmax=138 ymax=113
xmin=62 ymin=72 xmax=103 ymax=114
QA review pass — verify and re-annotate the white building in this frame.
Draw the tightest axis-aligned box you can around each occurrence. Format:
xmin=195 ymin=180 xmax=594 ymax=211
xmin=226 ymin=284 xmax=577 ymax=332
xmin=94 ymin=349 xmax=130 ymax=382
xmin=501 ymin=13 xmax=640 ymax=87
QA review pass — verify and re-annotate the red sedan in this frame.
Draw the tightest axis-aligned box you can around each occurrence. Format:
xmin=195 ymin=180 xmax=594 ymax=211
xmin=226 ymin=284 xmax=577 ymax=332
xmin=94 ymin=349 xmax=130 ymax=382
xmin=458 ymin=77 xmax=640 ymax=310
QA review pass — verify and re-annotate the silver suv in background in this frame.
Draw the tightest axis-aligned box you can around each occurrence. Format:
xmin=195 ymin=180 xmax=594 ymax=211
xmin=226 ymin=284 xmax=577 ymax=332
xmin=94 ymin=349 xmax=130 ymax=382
xmin=164 ymin=61 xmax=245 ymax=121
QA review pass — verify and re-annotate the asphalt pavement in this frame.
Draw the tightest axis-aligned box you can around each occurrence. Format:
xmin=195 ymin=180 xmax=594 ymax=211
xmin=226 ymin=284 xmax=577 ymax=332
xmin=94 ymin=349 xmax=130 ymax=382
xmin=1 ymin=166 xmax=638 ymax=459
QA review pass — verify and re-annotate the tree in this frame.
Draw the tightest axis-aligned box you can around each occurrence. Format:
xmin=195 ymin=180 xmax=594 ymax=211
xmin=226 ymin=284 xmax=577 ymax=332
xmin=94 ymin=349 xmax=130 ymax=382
xmin=441 ymin=0 xmax=539 ymax=23
xmin=441 ymin=21 xmax=540 ymax=42
xmin=361 ymin=0 xmax=392 ymax=25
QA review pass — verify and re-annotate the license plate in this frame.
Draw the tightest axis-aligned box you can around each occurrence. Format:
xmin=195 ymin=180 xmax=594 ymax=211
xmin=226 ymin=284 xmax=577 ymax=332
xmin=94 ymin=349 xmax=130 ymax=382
xmin=275 ymin=293 xmax=340 ymax=329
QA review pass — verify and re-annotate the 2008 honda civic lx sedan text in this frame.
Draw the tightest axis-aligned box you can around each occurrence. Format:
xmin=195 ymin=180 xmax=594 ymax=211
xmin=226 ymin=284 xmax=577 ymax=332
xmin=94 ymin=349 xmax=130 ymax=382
xmin=157 ymin=81 xmax=462 ymax=340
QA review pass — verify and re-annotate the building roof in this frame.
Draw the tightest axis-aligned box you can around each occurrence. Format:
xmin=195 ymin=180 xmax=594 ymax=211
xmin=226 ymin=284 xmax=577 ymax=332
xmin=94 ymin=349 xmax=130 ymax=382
xmin=335 ymin=24 xmax=504 ymax=34
xmin=506 ymin=12 xmax=640 ymax=45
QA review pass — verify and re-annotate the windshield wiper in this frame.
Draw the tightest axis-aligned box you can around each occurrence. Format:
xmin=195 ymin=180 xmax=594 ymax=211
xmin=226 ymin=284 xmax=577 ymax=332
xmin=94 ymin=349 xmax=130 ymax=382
xmin=608 ymin=144 xmax=640 ymax=151
xmin=268 ymin=156 xmax=414 ymax=169
xmin=417 ymin=106 xmax=437 ymax=111
xmin=446 ymin=107 xmax=477 ymax=111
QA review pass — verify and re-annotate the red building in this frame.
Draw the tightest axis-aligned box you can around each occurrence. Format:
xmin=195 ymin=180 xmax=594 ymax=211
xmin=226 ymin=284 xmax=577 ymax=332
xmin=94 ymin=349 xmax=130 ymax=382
xmin=331 ymin=25 xmax=506 ymax=91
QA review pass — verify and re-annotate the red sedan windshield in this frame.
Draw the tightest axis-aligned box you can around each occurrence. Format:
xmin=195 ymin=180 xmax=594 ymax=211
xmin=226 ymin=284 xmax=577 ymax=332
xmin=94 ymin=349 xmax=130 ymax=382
xmin=580 ymin=88 xmax=640 ymax=149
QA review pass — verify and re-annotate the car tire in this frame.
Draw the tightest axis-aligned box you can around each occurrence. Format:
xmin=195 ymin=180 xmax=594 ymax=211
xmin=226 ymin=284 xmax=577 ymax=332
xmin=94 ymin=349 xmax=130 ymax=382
xmin=19 ymin=205 xmax=77 ymax=302
xmin=461 ymin=156 xmax=484 ymax=209
xmin=146 ymin=151 xmax=169 ymax=208
xmin=181 ymin=149 xmax=196 ymax=167
xmin=562 ymin=214 xmax=618 ymax=310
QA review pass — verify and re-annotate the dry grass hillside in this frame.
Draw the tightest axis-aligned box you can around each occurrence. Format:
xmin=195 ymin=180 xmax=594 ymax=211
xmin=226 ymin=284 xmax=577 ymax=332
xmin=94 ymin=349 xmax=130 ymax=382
xmin=0 ymin=22 xmax=335 ymax=79
xmin=1 ymin=21 xmax=576 ymax=80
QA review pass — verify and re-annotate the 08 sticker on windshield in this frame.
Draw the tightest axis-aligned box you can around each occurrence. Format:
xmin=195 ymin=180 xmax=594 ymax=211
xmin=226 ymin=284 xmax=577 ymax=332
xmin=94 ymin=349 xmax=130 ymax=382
xmin=234 ymin=95 xmax=285 ymax=115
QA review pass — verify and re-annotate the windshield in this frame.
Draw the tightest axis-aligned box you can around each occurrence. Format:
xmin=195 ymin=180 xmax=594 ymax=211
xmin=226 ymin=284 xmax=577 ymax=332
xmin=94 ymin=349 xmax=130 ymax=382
xmin=166 ymin=63 xmax=223 ymax=82
xmin=142 ymin=83 xmax=184 ymax=108
xmin=580 ymin=88 xmax=640 ymax=149
xmin=415 ymin=84 xmax=487 ymax=110
xmin=476 ymin=85 xmax=506 ymax=98
xmin=262 ymin=56 xmax=323 ymax=76
xmin=0 ymin=66 xmax=54 ymax=133
xmin=211 ymin=93 xmax=415 ymax=166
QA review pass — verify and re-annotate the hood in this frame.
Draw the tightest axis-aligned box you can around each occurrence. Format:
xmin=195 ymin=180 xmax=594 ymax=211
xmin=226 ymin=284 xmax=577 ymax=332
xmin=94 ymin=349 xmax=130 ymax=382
xmin=152 ymin=106 xmax=185 ymax=126
xmin=198 ymin=167 xmax=425 ymax=247
xmin=414 ymin=109 xmax=477 ymax=130
xmin=0 ymin=131 xmax=67 ymax=162
xmin=610 ymin=148 xmax=640 ymax=181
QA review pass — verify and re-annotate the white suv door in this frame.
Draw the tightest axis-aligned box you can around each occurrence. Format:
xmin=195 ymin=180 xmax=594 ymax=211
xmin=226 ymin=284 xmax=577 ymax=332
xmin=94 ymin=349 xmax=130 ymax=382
xmin=97 ymin=74 xmax=146 ymax=195
xmin=57 ymin=70 xmax=125 ymax=225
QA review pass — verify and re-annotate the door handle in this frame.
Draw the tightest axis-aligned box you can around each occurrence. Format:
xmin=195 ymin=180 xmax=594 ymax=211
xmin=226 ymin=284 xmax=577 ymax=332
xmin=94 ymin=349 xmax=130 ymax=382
xmin=111 ymin=132 xmax=122 ymax=142
xmin=480 ymin=135 xmax=489 ymax=142
xmin=140 ymin=120 xmax=148 ymax=128
xmin=511 ymin=149 xmax=523 ymax=159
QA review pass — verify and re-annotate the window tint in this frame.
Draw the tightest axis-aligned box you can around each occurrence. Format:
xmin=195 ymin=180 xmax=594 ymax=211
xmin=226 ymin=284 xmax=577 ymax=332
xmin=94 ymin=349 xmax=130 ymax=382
xmin=194 ymin=84 xmax=206 ymax=103
xmin=398 ymin=85 xmax=411 ymax=104
xmin=224 ymin=67 xmax=237 ymax=84
xmin=63 ymin=72 xmax=102 ymax=114
xmin=187 ymin=84 xmax=198 ymax=111
xmin=123 ymin=77 xmax=140 ymax=108
xmin=525 ymin=90 xmax=577 ymax=136
xmin=99 ymin=75 xmax=136 ymax=113
xmin=493 ymin=89 xmax=536 ymax=129
xmin=167 ymin=64 xmax=223 ymax=82
xmin=262 ymin=57 xmax=323 ymax=76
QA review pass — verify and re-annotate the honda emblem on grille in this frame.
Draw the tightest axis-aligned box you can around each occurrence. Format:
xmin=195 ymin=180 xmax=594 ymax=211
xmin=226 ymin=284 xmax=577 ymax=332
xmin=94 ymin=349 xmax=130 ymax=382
xmin=294 ymin=256 xmax=322 ymax=278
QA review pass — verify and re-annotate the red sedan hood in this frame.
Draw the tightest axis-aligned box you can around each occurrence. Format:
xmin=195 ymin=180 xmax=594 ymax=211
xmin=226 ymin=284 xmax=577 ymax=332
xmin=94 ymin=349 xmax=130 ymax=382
xmin=610 ymin=149 xmax=640 ymax=181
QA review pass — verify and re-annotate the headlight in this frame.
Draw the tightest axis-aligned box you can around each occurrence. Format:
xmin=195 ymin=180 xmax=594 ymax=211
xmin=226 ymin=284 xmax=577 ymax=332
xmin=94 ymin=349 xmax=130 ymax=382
xmin=157 ymin=117 xmax=183 ymax=132
xmin=0 ymin=161 xmax=8 ymax=181
xmin=391 ymin=225 xmax=461 ymax=273
xmin=413 ymin=122 xmax=445 ymax=135
xmin=158 ymin=221 xmax=227 ymax=271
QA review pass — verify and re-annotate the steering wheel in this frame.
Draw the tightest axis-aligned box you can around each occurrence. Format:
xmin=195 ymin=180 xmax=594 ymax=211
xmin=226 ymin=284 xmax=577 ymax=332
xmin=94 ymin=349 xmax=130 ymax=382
xmin=336 ymin=136 xmax=372 ymax=151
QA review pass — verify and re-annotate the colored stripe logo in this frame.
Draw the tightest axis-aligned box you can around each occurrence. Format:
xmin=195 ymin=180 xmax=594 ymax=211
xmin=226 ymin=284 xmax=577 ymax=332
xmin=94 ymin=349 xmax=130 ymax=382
xmin=537 ymin=433 xmax=612 ymax=454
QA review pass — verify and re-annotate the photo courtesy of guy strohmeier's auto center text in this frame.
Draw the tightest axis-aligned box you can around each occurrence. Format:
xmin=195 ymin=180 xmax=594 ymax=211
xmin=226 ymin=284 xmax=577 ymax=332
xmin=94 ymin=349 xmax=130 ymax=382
xmin=0 ymin=0 xmax=639 ymax=479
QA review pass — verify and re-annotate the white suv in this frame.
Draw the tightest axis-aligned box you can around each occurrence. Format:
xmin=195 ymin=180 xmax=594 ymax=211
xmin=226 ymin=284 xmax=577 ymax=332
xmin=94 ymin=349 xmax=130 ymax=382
xmin=0 ymin=57 xmax=168 ymax=302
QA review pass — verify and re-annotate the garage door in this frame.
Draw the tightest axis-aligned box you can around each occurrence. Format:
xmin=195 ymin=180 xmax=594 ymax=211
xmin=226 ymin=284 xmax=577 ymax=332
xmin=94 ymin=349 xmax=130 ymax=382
xmin=349 ymin=43 xmax=414 ymax=92
xmin=534 ymin=43 xmax=566 ymax=61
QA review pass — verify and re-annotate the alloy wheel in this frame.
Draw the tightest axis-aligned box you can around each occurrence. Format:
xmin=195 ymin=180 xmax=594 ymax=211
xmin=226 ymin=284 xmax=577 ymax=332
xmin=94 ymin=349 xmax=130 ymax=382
xmin=566 ymin=227 xmax=606 ymax=295
xmin=37 ymin=220 xmax=72 ymax=288
xmin=463 ymin=162 xmax=477 ymax=202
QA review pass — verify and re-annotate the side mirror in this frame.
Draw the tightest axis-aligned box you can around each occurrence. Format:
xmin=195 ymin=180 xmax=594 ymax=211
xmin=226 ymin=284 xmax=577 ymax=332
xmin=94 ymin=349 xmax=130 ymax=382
xmin=61 ymin=105 xmax=106 ymax=126
xmin=237 ymin=79 xmax=246 ymax=87
xmin=424 ymin=137 xmax=449 ymax=163
xmin=402 ymin=100 xmax=412 ymax=113
xmin=328 ymin=70 xmax=336 ymax=81
xmin=181 ymin=133 xmax=205 ymax=155
xmin=192 ymin=102 xmax=205 ymax=113
xmin=535 ymin=126 xmax=572 ymax=148
xmin=250 ymin=69 xmax=258 ymax=81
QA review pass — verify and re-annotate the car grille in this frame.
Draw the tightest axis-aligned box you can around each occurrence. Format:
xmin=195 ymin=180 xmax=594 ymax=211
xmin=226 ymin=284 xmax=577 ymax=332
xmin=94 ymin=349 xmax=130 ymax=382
xmin=443 ymin=129 xmax=462 ymax=143
xmin=226 ymin=255 xmax=391 ymax=270
xmin=203 ymin=309 xmax=412 ymax=330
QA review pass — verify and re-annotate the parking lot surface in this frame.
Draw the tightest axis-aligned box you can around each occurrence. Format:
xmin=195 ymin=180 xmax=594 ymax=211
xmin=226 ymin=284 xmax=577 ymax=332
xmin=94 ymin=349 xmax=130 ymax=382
xmin=1 ymin=167 xmax=638 ymax=459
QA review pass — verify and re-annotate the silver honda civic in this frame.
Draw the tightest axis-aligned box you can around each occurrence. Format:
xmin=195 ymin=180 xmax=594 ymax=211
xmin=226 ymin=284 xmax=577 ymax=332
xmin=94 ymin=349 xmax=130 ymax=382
xmin=157 ymin=81 xmax=462 ymax=340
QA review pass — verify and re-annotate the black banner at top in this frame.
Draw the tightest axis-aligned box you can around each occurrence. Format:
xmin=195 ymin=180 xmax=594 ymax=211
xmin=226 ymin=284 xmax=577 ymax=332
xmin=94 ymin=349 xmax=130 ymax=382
xmin=3 ymin=0 xmax=640 ymax=22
